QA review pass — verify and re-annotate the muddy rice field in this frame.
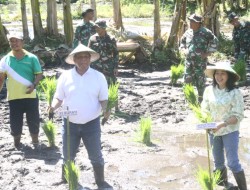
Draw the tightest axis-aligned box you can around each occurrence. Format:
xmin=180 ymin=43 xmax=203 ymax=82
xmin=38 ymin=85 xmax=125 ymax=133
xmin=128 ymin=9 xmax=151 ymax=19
xmin=0 ymin=65 xmax=249 ymax=190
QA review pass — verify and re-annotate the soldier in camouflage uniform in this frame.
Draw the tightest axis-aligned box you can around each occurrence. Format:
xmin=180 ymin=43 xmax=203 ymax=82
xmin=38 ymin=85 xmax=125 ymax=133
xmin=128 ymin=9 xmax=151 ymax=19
xmin=228 ymin=12 xmax=250 ymax=61
xmin=88 ymin=20 xmax=119 ymax=85
xmin=73 ymin=8 xmax=96 ymax=48
xmin=180 ymin=14 xmax=218 ymax=102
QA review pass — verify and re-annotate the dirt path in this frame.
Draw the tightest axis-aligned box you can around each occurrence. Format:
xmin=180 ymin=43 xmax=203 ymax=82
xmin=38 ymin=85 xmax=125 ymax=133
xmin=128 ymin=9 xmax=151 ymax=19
xmin=0 ymin=68 xmax=249 ymax=190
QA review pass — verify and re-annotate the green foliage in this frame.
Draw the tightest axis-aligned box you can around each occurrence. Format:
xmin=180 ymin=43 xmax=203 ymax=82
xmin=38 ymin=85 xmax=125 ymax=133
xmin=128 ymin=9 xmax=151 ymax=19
xmin=122 ymin=4 xmax=154 ymax=18
xmin=183 ymin=84 xmax=199 ymax=107
xmin=196 ymin=166 xmax=221 ymax=190
xmin=170 ymin=63 xmax=184 ymax=85
xmin=107 ymin=82 xmax=119 ymax=111
xmin=64 ymin=161 xmax=79 ymax=190
xmin=233 ymin=59 xmax=246 ymax=82
xmin=218 ymin=33 xmax=234 ymax=56
xmin=138 ymin=116 xmax=152 ymax=146
xmin=40 ymin=76 xmax=57 ymax=106
xmin=189 ymin=104 xmax=213 ymax=123
xmin=42 ymin=120 xmax=56 ymax=147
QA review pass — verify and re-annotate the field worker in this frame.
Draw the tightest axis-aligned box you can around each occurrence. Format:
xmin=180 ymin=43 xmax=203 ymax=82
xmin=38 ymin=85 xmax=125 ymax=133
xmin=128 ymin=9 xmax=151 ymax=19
xmin=73 ymin=8 xmax=96 ymax=48
xmin=88 ymin=20 xmax=119 ymax=86
xmin=48 ymin=44 xmax=112 ymax=189
xmin=228 ymin=12 xmax=250 ymax=61
xmin=201 ymin=61 xmax=247 ymax=190
xmin=0 ymin=33 xmax=43 ymax=148
xmin=180 ymin=13 xmax=218 ymax=102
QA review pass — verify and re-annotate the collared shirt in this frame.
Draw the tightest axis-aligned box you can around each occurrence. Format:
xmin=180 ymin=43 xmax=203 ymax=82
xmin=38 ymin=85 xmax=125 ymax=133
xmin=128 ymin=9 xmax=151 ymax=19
xmin=54 ymin=67 xmax=108 ymax=124
xmin=201 ymin=86 xmax=244 ymax=136
xmin=73 ymin=20 xmax=96 ymax=48
xmin=180 ymin=27 xmax=218 ymax=61
xmin=0 ymin=50 xmax=42 ymax=101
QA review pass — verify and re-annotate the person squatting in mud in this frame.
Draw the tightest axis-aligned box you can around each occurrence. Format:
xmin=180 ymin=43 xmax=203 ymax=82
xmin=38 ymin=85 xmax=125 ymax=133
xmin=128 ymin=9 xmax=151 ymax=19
xmin=0 ymin=33 xmax=43 ymax=148
xmin=228 ymin=12 xmax=250 ymax=62
xmin=201 ymin=61 xmax=247 ymax=190
xmin=179 ymin=13 xmax=218 ymax=102
xmin=48 ymin=44 xmax=113 ymax=189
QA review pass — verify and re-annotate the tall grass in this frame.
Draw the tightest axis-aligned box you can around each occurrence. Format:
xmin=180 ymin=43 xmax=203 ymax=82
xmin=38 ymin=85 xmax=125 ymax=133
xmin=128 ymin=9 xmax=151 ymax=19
xmin=64 ymin=160 xmax=79 ymax=190
xmin=40 ymin=76 xmax=57 ymax=106
xmin=183 ymin=84 xmax=199 ymax=107
xmin=196 ymin=166 xmax=221 ymax=190
xmin=170 ymin=63 xmax=184 ymax=85
xmin=233 ymin=59 xmax=246 ymax=82
xmin=138 ymin=116 xmax=152 ymax=146
xmin=42 ymin=120 xmax=56 ymax=147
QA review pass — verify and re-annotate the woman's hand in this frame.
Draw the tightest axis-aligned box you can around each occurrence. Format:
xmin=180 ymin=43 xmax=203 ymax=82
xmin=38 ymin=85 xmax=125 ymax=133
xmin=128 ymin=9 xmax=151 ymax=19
xmin=212 ymin=122 xmax=226 ymax=133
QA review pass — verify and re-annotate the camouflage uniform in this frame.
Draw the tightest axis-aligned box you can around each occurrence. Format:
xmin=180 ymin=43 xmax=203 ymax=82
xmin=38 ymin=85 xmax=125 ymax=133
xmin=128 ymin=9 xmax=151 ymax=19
xmin=89 ymin=33 xmax=119 ymax=85
xmin=73 ymin=21 xmax=96 ymax=48
xmin=232 ymin=21 xmax=250 ymax=60
xmin=180 ymin=27 xmax=218 ymax=97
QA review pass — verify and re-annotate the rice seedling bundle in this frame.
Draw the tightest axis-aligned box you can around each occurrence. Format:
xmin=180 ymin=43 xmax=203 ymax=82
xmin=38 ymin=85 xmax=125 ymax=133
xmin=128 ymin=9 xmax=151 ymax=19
xmin=233 ymin=59 xmax=246 ymax=82
xmin=40 ymin=76 xmax=57 ymax=106
xmin=42 ymin=120 xmax=56 ymax=147
xmin=170 ymin=63 xmax=184 ymax=84
xmin=64 ymin=160 xmax=79 ymax=190
xmin=183 ymin=84 xmax=199 ymax=107
xmin=139 ymin=117 xmax=152 ymax=146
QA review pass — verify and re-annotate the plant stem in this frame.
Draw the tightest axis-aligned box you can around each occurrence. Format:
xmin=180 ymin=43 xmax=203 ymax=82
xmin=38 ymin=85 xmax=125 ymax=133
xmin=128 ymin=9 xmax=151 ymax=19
xmin=66 ymin=106 xmax=71 ymax=189
xmin=206 ymin=130 xmax=213 ymax=190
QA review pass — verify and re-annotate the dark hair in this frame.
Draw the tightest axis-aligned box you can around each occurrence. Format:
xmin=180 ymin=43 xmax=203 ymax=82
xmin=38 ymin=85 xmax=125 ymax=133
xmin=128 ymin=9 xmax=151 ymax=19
xmin=212 ymin=70 xmax=237 ymax=91
xmin=82 ymin=9 xmax=94 ymax=17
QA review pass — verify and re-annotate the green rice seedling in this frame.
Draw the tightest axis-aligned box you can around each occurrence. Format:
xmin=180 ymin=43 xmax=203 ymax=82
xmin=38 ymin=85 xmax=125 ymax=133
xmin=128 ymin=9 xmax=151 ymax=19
xmin=40 ymin=76 xmax=57 ymax=106
xmin=42 ymin=120 xmax=56 ymax=147
xmin=102 ymin=82 xmax=120 ymax=125
xmin=138 ymin=116 xmax=152 ymax=146
xmin=189 ymin=104 xmax=212 ymax=123
xmin=170 ymin=64 xmax=184 ymax=85
xmin=233 ymin=59 xmax=246 ymax=82
xmin=183 ymin=84 xmax=199 ymax=107
xmin=64 ymin=160 xmax=79 ymax=190
xmin=196 ymin=166 xmax=221 ymax=190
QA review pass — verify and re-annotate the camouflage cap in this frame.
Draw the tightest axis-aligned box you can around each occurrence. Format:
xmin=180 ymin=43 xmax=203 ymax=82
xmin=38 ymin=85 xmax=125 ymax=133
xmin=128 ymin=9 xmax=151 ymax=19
xmin=81 ymin=8 xmax=94 ymax=17
xmin=188 ymin=14 xmax=203 ymax=23
xmin=228 ymin=12 xmax=238 ymax=22
xmin=95 ymin=20 xmax=107 ymax=29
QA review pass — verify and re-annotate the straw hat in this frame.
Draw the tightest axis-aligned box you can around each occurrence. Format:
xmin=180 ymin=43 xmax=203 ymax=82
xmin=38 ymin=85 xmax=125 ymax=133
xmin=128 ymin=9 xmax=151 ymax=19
xmin=205 ymin=61 xmax=240 ymax=81
xmin=65 ymin=44 xmax=100 ymax=65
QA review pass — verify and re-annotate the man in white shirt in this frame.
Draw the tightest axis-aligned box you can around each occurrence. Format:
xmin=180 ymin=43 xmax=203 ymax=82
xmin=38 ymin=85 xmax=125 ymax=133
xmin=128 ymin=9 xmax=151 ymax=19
xmin=49 ymin=44 xmax=112 ymax=189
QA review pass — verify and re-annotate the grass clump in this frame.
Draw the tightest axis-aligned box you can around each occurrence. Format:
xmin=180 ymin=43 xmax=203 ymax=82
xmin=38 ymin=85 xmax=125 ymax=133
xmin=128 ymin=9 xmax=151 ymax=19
xmin=39 ymin=76 xmax=57 ymax=106
xmin=42 ymin=120 xmax=56 ymax=147
xmin=183 ymin=84 xmax=199 ymax=107
xmin=170 ymin=63 xmax=184 ymax=85
xmin=138 ymin=116 xmax=152 ymax=146
xmin=64 ymin=160 xmax=79 ymax=190
xmin=233 ymin=59 xmax=246 ymax=82
xmin=196 ymin=166 xmax=221 ymax=190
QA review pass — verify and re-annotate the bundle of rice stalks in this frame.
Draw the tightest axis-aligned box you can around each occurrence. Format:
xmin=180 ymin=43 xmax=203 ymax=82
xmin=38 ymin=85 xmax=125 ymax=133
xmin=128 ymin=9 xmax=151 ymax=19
xmin=196 ymin=166 xmax=221 ymax=190
xmin=170 ymin=63 xmax=184 ymax=85
xmin=233 ymin=59 xmax=246 ymax=82
xmin=42 ymin=120 xmax=56 ymax=147
xmin=183 ymin=84 xmax=199 ymax=107
xmin=189 ymin=104 xmax=212 ymax=123
xmin=102 ymin=82 xmax=119 ymax=125
xmin=40 ymin=76 xmax=57 ymax=106
xmin=64 ymin=160 xmax=79 ymax=190
xmin=138 ymin=116 xmax=152 ymax=146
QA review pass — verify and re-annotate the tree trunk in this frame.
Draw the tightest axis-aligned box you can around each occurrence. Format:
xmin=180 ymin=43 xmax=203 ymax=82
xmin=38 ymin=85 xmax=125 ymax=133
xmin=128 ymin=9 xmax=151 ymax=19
xmin=20 ymin=0 xmax=30 ymax=42
xmin=30 ymin=0 xmax=44 ymax=39
xmin=63 ymin=0 xmax=73 ymax=47
xmin=153 ymin=0 xmax=161 ymax=46
xmin=0 ymin=16 xmax=9 ymax=53
xmin=202 ymin=0 xmax=219 ymax=36
xmin=47 ymin=0 xmax=58 ymax=36
xmin=167 ymin=0 xmax=186 ymax=48
xmin=90 ymin=0 xmax=97 ymax=21
xmin=112 ymin=0 xmax=124 ymax=31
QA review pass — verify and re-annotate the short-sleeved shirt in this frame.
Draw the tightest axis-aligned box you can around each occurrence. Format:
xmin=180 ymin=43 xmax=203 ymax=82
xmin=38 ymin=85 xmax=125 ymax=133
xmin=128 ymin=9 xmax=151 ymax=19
xmin=201 ymin=86 xmax=244 ymax=136
xmin=0 ymin=50 xmax=42 ymax=101
xmin=73 ymin=20 xmax=96 ymax=48
xmin=54 ymin=67 xmax=108 ymax=124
